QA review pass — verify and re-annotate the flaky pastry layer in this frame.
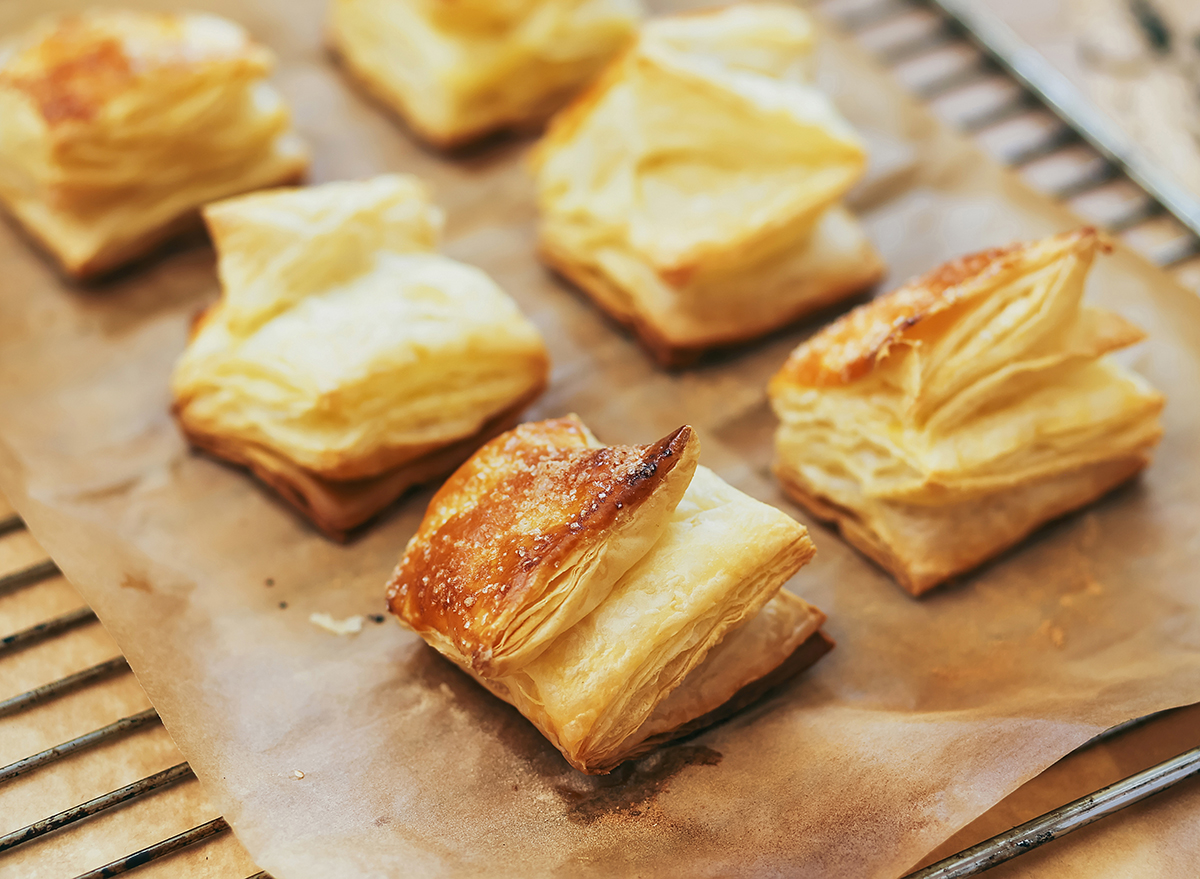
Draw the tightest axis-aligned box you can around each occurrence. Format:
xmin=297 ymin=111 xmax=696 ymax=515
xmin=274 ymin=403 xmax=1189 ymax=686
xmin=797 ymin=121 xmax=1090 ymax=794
xmin=770 ymin=228 xmax=1164 ymax=594
xmin=388 ymin=416 xmax=827 ymax=773
xmin=327 ymin=0 xmax=641 ymax=148
xmin=0 ymin=10 xmax=309 ymax=278
xmin=172 ymin=175 xmax=549 ymax=536
xmin=533 ymin=3 xmax=883 ymax=365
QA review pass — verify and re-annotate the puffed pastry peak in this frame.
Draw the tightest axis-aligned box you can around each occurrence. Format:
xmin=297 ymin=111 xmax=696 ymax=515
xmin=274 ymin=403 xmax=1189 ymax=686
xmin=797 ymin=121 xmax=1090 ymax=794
xmin=0 ymin=9 xmax=309 ymax=278
xmin=327 ymin=0 xmax=643 ymax=148
xmin=770 ymin=228 xmax=1164 ymax=594
xmin=533 ymin=2 xmax=884 ymax=366
xmin=536 ymin=3 xmax=864 ymax=276
xmin=388 ymin=415 xmax=828 ymax=773
xmin=203 ymin=174 xmax=444 ymax=336
xmin=389 ymin=416 xmax=701 ymax=677
xmin=171 ymin=175 xmax=548 ymax=535
xmin=775 ymin=228 xmax=1134 ymax=391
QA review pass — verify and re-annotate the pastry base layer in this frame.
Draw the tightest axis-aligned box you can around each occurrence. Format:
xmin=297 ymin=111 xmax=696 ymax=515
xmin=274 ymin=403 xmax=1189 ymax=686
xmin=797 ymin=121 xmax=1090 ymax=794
xmin=326 ymin=40 xmax=546 ymax=152
xmin=471 ymin=626 xmax=833 ymax=775
xmin=5 ymin=166 xmax=307 ymax=281
xmin=777 ymin=455 xmax=1151 ymax=596
xmin=178 ymin=386 xmax=543 ymax=540
xmin=539 ymin=238 xmax=883 ymax=369
xmin=628 ymin=627 xmax=834 ymax=761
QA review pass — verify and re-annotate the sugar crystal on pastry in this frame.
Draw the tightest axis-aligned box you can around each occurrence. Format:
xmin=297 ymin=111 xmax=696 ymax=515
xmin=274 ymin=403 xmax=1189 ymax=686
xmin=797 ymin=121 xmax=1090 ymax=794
xmin=387 ymin=415 xmax=830 ymax=774
xmin=532 ymin=3 xmax=884 ymax=367
xmin=327 ymin=0 xmax=642 ymax=148
xmin=171 ymin=174 xmax=549 ymax=538
xmin=0 ymin=9 xmax=309 ymax=278
xmin=769 ymin=228 xmax=1164 ymax=595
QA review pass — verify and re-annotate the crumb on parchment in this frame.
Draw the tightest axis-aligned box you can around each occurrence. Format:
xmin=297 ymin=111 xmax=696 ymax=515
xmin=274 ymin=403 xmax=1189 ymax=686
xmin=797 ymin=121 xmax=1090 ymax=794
xmin=309 ymin=612 xmax=364 ymax=635
xmin=1036 ymin=619 xmax=1067 ymax=649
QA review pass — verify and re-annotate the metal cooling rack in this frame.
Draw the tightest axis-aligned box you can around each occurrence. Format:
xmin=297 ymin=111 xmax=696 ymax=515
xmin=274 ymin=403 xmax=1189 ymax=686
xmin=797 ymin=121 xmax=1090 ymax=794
xmin=0 ymin=509 xmax=268 ymax=878
xmin=3 ymin=2 xmax=1200 ymax=876
xmin=823 ymin=0 xmax=1200 ymax=273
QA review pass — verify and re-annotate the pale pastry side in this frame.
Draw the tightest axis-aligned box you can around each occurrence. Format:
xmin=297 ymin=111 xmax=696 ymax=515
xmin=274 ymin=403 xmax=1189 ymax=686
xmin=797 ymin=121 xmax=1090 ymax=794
xmin=171 ymin=174 xmax=549 ymax=539
xmin=0 ymin=10 xmax=309 ymax=278
xmin=769 ymin=228 xmax=1165 ymax=595
xmin=532 ymin=3 xmax=884 ymax=367
xmin=387 ymin=415 xmax=830 ymax=774
xmin=327 ymin=0 xmax=642 ymax=149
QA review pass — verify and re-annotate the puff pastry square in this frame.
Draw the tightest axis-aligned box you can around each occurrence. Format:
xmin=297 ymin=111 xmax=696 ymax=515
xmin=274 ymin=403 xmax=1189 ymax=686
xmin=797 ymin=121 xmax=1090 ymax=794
xmin=532 ymin=3 xmax=884 ymax=367
xmin=171 ymin=174 xmax=549 ymax=538
xmin=770 ymin=228 xmax=1165 ymax=595
xmin=387 ymin=415 xmax=830 ymax=773
xmin=0 ymin=10 xmax=309 ymax=279
xmin=327 ymin=0 xmax=642 ymax=149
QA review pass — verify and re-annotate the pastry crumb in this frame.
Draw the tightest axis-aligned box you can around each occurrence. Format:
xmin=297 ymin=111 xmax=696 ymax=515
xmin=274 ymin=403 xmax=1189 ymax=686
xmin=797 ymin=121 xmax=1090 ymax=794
xmin=1036 ymin=619 xmax=1067 ymax=648
xmin=309 ymin=612 xmax=364 ymax=635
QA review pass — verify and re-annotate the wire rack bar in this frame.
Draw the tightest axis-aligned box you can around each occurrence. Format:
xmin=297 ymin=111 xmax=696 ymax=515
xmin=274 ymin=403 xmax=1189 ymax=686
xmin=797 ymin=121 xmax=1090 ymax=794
xmin=1156 ymin=235 xmax=1200 ymax=269
xmin=1105 ymin=202 xmax=1163 ymax=235
xmin=0 ymin=708 xmax=160 ymax=784
xmin=906 ymin=747 xmax=1200 ymax=878
xmin=1043 ymin=163 xmax=1120 ymax=202
xmin=0 ymin=558 xmax=59 ymax=598
xmin=1005 ymin=127 xmax=1077 ymax=168
xmin=875 ymin=29 xmax=954 ymax=66
xmin=834 ymin=0 xmax=915 ymax=33
xmin=0 ymin=605 xmax=97 ymax=656
xmin=911 ymin=64 xmax=991 ymax=101
xmin=0 ymin=656 xmax=130 ymax=718
xmin=0 ymin=762 xmax=194 ymax=853
xmin=70 ymin=817 xmax=232 ymax=879
xmin=956 ymin=95 xmax=1033 ymax=133
xmin=0 ymin=514 xmax=24 ymax=538
xmin=0 ymin=605 xmax=98 ymax=656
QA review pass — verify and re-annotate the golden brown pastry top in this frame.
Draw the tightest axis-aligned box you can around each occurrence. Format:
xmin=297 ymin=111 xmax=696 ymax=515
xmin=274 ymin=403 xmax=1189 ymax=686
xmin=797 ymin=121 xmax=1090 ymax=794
xmin=773 ymin=228 xmax=1129 ymax=389
xmin=328 ymin=0 xmax=641 ymax=147
xmin=419 ymin=0 xmax=548 ymax=31
xmin=0 ymin=10 xmax=272 ymax=127
xmin=0 ymin=10 xmax=309 ymax=277
xmin=770 ymin=227 xmax=1163 ymax=505
xmin=387 ymin=417 xmax=697 ymax=675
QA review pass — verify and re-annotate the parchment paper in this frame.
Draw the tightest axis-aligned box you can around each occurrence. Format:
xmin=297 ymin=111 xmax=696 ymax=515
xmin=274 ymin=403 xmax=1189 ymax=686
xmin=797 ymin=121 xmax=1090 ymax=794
xmin=0 ymin=2 xmax=1198 ymax=878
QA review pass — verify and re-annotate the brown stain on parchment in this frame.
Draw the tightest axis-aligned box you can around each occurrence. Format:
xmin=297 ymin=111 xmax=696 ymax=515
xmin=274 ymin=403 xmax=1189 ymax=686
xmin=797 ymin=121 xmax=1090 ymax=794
xmin=551 ymin=745 xmax=723 ymax=825
xmin=120 ymin=573 xmax=152 ymax=593
xmin=401 ymin=642 xmax=726 ymax=826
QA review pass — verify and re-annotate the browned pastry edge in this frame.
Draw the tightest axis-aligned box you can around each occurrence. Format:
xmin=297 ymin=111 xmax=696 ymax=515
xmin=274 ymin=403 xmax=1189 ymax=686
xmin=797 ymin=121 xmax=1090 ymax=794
xmin=626 ymin=627 xmax=835 ymax=766
xmin=176 ymin=383 xmax=544 ymax=541
xmin=386 ymin=419 xmax=702 ymax=677
xmin=774 ymin=227 xmax=1110 ymax=389
xmin=472 ymin=627 xmax=834 ymax=775
xmin=539 ymin=237 xmax=884 ymax=369
xmin=776 ymin=455 xmax=1151 ymax=596
xmin=3 ymin=167 xmax=308 ymax=281
xmin=325 ymin=38 xmax=550 ymax=153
